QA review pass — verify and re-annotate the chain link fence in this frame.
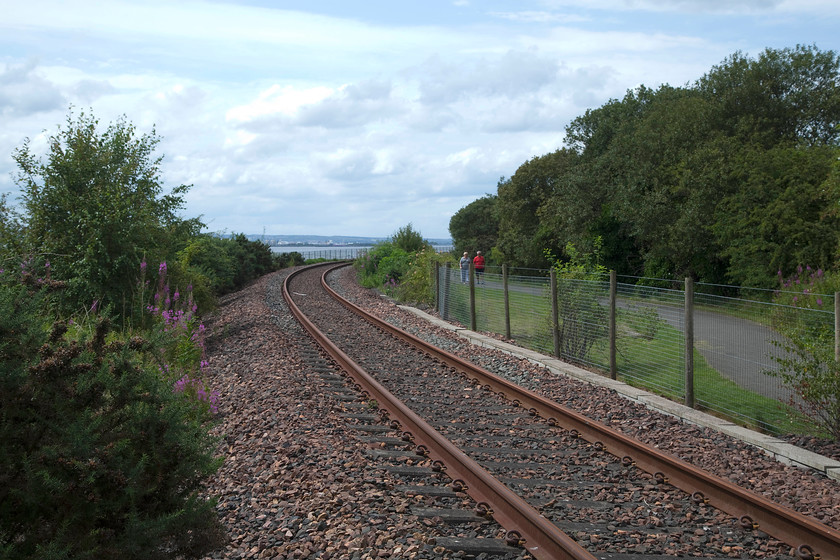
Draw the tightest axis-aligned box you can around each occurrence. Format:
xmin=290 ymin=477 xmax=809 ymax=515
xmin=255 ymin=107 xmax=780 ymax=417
xmin=435 ymin=264 xmax=834 ymax=436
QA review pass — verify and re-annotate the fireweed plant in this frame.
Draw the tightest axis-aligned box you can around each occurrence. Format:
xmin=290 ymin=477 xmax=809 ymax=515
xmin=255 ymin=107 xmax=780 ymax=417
xmin=140 ymin=260 xmax=219 ymax=417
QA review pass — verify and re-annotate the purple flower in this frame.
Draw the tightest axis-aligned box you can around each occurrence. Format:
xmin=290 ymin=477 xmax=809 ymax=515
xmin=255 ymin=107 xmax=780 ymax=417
xmin=817 ymin=298 xmax=823 ymax=306
xmin=159 ymin=262 xmax=167 ymax=275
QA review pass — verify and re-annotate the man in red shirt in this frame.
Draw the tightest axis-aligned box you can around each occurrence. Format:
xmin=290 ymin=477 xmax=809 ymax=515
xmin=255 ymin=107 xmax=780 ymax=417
xmin=473 ymin=251 xmax=485 ymax=284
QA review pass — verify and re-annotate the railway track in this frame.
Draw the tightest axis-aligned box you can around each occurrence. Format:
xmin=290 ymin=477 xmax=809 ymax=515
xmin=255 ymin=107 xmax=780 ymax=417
xmin=283 ymin=262 xmax=840 ymax=559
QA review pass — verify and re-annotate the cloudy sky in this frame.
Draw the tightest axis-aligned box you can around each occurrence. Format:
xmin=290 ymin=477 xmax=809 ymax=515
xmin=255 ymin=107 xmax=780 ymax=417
xmin=1 ymin=1 xmax=838 ymax=239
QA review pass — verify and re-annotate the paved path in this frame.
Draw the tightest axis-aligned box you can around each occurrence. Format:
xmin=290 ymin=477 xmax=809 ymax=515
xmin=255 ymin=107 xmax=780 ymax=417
xmin=624 ymin=301 xmax=794 ymax=402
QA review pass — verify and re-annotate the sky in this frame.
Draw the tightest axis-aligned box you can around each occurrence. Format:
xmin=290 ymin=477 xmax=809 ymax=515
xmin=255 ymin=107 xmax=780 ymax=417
xmin=1 ymin=1 xmax=838 ymax=240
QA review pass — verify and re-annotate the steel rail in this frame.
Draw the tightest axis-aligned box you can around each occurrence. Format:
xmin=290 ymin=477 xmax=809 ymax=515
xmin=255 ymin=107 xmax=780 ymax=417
xmin=283 ymin=264 xmax=596 ymax=560
xmin=319 ymin=262 xmax=840 ymax=560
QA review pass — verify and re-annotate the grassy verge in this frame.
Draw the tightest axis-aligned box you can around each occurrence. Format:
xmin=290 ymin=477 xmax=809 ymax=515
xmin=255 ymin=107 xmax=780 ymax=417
xmin=441 ymin=277 xmax=805 ymax=435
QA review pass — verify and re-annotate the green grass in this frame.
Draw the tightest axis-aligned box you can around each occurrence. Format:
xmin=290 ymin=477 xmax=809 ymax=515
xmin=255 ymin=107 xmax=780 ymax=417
xmin=441 ymin=276 xmax=806 ymax=435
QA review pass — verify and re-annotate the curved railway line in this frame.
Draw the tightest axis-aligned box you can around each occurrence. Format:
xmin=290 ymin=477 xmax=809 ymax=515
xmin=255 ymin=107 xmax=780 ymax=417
xmin=282 ymin=262 xmax=840 ymax=559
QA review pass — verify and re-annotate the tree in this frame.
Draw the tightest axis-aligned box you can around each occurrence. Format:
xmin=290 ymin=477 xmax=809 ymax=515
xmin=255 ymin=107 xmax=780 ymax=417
xmin=448 ymin=194 xmax=499 ymax=257
xmin=390 ymin=223 xmax=428 ymax=253
xmin=696 ymin=45 xmax=840 ymax=147
xmin=13 ymin=110 xmax=202 ymax=318
xmin=496 ymin=151 xmax=575 ymax=268
xmin=713 ymin=143 xmax=839 ymax=287
xmin=0 ymin=193 xmax=24 ymax=265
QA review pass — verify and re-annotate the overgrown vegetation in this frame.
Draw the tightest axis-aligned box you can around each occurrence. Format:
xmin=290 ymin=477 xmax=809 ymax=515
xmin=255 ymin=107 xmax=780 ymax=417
xmin=0 ymin=265 xmax=224 ymax=559
xmin=354 ymin=223 xmax=449 ymax=306
xmin=545 ymin=239 xmax=609 ymax=362
xmin=768 ymin=267 xmax=840 ymax=439
xmin=0 ymin=110 xmax=304 ymax=558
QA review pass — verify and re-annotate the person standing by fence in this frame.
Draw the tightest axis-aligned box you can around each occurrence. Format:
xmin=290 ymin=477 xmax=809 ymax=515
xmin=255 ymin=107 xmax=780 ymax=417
xmin=459 ymin=252 xmax=470 ymax=284
xmin=473 ymin=251 xmax=485 ymax=284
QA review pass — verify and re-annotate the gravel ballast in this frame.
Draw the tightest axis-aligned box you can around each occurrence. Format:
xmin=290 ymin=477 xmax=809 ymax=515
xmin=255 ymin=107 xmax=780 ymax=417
xmin=199 ymin=267 xmax=840 ymax=559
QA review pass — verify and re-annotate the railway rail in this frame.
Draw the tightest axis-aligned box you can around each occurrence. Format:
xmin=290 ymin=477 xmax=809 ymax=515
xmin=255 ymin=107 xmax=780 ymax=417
xmin=283 ymin=262 xmax=840 ymax=559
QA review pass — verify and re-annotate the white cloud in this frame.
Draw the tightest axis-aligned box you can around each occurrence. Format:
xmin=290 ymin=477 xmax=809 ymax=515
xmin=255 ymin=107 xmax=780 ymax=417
xmin=227 ymin=85 xmax=335 ymax=123
xmin=0 ymin=0 xmax=836 ymax=238
xmin=0 ymin=60 xmax=66 ymax=118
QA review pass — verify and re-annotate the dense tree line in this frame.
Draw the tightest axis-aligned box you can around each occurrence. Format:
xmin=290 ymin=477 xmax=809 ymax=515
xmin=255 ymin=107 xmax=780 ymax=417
xmin=450 ymin=45 xmax=840 ymax=289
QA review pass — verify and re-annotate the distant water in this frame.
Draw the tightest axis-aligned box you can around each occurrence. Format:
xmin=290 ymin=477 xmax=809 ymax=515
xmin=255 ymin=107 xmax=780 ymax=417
xmin=270 ymin=245 xmax=453 ymax=260
xmin=270 ymin=245 xmax=371 ymax=259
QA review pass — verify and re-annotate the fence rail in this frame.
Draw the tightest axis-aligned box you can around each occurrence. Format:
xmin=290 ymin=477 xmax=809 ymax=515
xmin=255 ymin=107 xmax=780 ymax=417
xmin=434 ymin=263 xmax=835 ymax=437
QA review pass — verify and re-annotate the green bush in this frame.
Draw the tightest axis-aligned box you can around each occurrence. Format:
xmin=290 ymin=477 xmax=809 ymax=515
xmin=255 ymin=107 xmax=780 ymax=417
xmin=13 ymin=111 xmax=202 ymax=322
xmin=545 ymin=238 xmax=609 ymax=362
xmin=0 ymin=273 xmax=224 ymax=559
xmin=768 ymin=267 xmax=840 ymax=439
xmin=395 ymin=247 xmax=451 ymax=306
xmin=177 ymin=233 xmax=278 ymax=300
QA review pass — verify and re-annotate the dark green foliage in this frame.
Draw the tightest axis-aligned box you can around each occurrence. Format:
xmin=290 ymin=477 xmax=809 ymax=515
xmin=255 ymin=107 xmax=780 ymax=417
xmin=0 ymin=194 xmax=24 ymax=265
xmin=451 ymin=45 xmax=840 ymax=289
xmin=274 ymin=251 xmax=305 ymax=268
xmin=355 ymin=241 xmax=411 ymax=289
xmin=176 ymin=233 xmax=279 ymax=305
xmin=0 ymin=279 xmax=224 ymax=559
xmin=390 ymin=223 xmax=429 ymax=253
xmin=495 ymin=152 xmax=576 ymax=269
xmin=713 ymin=144 xmax=839 ymax=287
xmin=449 ymin=194 xmax=499 ymax=257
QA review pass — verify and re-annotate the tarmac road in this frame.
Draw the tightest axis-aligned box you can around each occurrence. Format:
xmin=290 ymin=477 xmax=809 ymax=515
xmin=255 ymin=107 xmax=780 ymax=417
xmin=471 ymin=276 xmax=796 ymax=403
xmin=635 ymin=301 xmax=794 ymax=403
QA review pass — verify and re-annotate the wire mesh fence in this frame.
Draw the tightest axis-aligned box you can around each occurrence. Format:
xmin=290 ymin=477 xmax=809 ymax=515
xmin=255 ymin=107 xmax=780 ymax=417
xmin=435 ymin=264 xmax=835 ymax=436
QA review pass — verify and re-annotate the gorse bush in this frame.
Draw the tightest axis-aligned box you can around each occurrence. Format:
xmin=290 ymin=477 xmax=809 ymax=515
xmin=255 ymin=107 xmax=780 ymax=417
xmin=0 ymin=269 xmax=224 ymax=559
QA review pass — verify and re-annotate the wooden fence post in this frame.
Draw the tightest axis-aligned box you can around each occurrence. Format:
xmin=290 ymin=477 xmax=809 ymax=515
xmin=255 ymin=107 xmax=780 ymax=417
xmin=685 ymin=277 xmax=695 ymax=408
xmin=442 ymin=262 xmax=451 ymax=320
xmin=433 ymin=261 xmax=440 ymax=312
xmin=551 ymin=269 xmax=560 ymax=358
xmin=503 ymin=264 xmax=511 ymax=340
xmin=835 ymin=291 xmax=839 ymax=361
xmin=469 ymin=262 xmax=477 ymax=331
xmin=609 ymin=270 xmax=617 ymax=380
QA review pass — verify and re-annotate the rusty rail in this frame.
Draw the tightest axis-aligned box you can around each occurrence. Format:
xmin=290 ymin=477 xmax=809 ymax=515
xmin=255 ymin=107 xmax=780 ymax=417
xmin=284 ymin=264 xmax=595 ymax=560
xmin=287 ymin=262 xmax=840 ymax=560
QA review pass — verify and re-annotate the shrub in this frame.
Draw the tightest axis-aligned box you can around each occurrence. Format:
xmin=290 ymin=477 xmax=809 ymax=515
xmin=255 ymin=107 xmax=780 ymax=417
xmin=13 ymin=110 xmax=202 ymax=322
xmin=545 ymin=238 xmax=609 ymax=362
xmin=394 ymin=247 xmax=451 ymax=306
xmin=0 ymin=272 xmax=224 ymax=559
xmin=768 ymin=267 xmax=840 ymax=440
